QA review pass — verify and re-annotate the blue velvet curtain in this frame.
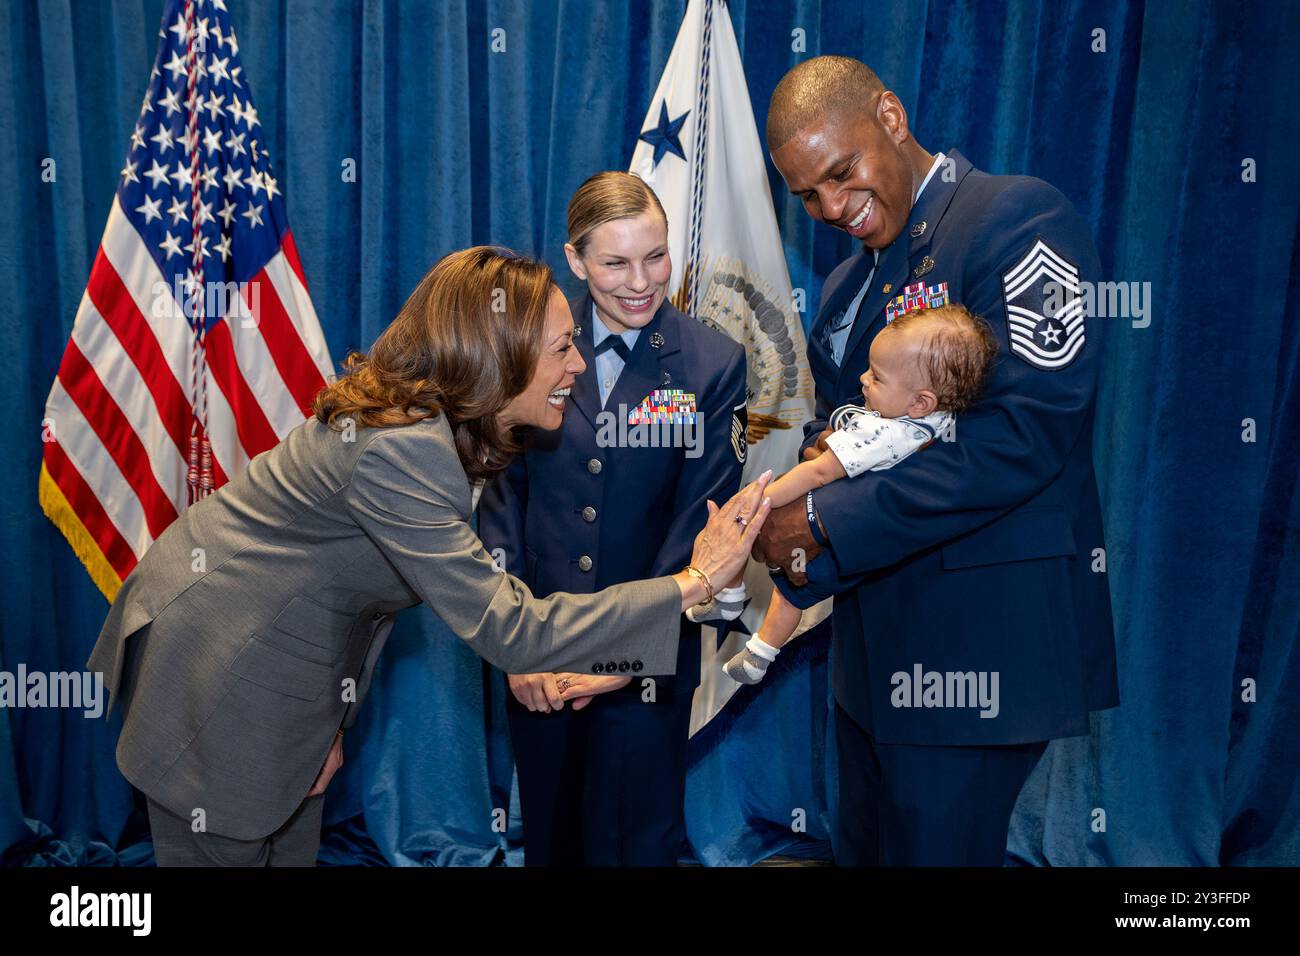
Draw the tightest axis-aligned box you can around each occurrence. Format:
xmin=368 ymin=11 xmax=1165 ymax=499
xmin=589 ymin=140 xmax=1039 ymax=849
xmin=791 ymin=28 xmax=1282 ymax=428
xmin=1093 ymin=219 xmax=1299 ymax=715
xmin=3 ymin=0 xmax=1297 ymax=866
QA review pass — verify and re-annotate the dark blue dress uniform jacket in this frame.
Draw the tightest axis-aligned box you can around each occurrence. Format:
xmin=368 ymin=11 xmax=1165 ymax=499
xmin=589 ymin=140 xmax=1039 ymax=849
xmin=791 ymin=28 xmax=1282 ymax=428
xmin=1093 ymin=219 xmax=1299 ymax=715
xmin=479 ymin=294 xmax=747 ymax=694
xmin=780 ymin=149 xmax=1120 ymax=746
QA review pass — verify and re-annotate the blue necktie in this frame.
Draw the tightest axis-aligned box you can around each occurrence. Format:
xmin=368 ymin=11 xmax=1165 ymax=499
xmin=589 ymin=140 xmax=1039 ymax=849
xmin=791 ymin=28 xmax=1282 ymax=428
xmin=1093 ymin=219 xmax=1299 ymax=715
xmin=594 ymin=335 xmax=631 ymax=361
xmin=822 ymin=308 xmax=854 ymax=351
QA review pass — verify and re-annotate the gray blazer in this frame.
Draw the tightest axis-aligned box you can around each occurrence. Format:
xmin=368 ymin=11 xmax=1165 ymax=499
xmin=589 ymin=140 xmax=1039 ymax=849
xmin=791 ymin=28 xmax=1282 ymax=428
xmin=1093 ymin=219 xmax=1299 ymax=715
xmin=86 ymin=413 xmax=682 ymax=840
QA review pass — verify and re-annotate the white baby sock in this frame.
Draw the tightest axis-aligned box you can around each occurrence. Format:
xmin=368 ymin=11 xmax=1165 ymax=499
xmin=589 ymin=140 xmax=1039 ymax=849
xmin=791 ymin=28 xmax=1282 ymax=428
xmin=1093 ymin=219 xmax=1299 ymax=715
xmin=686 ymin=584 xmax=749 ymax=623
xmin=724 ymin=634 xmax=781 ymax=684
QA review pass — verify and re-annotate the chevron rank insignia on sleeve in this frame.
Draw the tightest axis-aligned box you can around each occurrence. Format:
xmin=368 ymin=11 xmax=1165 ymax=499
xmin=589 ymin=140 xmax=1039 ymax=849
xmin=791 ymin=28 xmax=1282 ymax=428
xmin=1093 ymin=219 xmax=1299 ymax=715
xmin=1001 ymin=237 xmax=1085 ymax=370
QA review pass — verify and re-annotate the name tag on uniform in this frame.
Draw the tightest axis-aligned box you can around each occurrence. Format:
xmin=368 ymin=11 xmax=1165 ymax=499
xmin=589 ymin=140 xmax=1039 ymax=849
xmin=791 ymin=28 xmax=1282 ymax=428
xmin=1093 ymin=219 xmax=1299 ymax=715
xmin=628 ymin=389 xmax=697 ymax=425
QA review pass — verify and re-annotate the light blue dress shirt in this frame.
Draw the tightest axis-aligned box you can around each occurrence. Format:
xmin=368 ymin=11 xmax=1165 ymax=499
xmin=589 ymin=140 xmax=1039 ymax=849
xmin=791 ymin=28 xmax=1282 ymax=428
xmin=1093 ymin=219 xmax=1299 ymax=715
xmin=591 ymin=304 xmax=641 ymax=407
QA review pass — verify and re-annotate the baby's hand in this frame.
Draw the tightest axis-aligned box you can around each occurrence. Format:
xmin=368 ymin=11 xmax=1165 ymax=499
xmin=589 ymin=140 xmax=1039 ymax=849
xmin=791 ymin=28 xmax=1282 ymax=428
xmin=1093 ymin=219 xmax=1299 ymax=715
xmin=801 ymin=427 xmax=833 ymax=461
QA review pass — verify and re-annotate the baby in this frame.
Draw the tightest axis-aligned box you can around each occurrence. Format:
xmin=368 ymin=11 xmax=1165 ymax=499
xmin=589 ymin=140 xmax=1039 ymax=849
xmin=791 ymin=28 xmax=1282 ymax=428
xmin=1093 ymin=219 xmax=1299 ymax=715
xmin=723 ymin=303 xmax=999 ymax=685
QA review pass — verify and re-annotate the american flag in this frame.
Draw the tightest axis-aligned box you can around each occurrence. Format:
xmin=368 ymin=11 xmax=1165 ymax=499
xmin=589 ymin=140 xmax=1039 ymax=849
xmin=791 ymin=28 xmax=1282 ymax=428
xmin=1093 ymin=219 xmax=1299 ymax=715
xmin=38 ymin=0 xmax=333 ymax=602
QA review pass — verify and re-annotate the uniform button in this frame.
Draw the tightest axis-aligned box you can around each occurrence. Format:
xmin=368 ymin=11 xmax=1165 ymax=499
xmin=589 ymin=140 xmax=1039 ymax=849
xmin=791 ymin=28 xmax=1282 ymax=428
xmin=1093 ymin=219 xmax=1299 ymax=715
xmin=631 ymin=660 xmax=643 ymax=672
xmin=587 ymin=458 xmax=602 ymax=475
xmin=593 ymin=662 xmax=604 ymax=674
xmin=578 ymin=555 xmax=593 ymax=572
xmin=605 ymin=661 xmax=617 ymax=674
xmin=618 ymin=661 xmax=630 ymax=672
xmin=582 ymin=506 xmax=597 ymax=523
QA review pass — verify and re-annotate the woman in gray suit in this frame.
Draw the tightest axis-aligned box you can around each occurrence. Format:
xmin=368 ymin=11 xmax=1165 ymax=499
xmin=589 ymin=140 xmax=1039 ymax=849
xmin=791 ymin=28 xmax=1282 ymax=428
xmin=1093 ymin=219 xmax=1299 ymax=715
xmin=87 ymin=245 xmax=770 ymax=867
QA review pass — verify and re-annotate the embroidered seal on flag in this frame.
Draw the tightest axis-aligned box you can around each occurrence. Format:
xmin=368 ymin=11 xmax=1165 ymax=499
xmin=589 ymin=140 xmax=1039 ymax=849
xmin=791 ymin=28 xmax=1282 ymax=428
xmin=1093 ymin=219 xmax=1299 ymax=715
xmin=1001 ymin=237 xmax=1085 ymax=370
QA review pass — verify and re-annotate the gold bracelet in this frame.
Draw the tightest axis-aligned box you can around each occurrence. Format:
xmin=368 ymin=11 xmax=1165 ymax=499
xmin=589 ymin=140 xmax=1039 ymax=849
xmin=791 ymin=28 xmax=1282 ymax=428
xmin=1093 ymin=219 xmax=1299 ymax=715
xmin=683 ymin=565 xmax=715 ymax=607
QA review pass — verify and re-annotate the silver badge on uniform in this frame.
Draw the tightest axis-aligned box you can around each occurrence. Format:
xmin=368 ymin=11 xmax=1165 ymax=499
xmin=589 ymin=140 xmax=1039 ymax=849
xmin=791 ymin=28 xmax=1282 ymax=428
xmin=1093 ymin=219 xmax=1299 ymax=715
xmin=730 ymin=401 xmax=747 ymax=464
xmin=1001 ymin=237 xmax=1085 ymax=370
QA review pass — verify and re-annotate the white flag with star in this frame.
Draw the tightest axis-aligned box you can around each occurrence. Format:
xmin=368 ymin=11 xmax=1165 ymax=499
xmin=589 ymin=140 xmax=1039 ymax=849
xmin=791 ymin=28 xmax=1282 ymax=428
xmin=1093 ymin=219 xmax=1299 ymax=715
xmin=629 ymin=0 xmax=824 ymax=733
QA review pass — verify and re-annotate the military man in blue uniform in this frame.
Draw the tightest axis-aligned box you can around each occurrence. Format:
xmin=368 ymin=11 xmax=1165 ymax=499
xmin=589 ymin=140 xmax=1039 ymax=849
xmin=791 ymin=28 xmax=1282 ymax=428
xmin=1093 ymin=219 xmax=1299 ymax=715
xmin=753 ymin=56 xmax=1120 ymax=865
xmin=479 ymin=171 xmax=746 ymax=865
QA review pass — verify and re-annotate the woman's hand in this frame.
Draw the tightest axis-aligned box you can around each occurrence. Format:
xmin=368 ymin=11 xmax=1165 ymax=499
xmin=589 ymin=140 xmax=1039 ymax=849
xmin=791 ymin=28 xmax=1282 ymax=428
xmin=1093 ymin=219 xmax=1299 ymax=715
xmin=673 ymin=470 xmax=773 ymax=610
xmin=556 ymin=673 xmax=632 ymax=711
xmin=508 ymin=672 xmax=566 ymax=713
xmin=307 ymin=732 xmax=344 ymax=797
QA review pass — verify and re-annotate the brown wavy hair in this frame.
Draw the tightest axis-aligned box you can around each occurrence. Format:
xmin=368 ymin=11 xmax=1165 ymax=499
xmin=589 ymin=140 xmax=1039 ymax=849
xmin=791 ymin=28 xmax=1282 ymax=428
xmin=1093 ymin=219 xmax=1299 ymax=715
xmin=312 ymin=246 xmax=557 ymax=481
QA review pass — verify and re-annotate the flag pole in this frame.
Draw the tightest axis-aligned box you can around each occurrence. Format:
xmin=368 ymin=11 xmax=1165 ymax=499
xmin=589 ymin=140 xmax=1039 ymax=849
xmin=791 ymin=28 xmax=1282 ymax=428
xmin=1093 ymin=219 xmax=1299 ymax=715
xmin=182 ymin=0 xmax=213 ymax=505
xmin=684 ymin=0 xmax=715 ymax=319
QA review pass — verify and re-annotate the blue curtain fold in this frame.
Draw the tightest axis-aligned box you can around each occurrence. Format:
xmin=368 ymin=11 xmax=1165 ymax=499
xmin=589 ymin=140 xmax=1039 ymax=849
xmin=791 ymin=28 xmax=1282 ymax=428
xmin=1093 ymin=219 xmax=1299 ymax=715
xmin=2 ymin=0 xmax=1297 ymax=866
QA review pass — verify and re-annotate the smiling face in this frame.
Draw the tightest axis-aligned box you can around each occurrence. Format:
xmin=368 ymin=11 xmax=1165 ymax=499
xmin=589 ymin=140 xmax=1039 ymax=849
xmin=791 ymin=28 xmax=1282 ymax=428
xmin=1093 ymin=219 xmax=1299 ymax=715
xmin=771 ymin=93 xmax=922 ymax=250
xmin=498 ymin=289 xmax=586 ymax=431
xmin=564 ymin=211 xmax=672 ymax=334
xmin=860 ymin=326 xmax=936 ymax=419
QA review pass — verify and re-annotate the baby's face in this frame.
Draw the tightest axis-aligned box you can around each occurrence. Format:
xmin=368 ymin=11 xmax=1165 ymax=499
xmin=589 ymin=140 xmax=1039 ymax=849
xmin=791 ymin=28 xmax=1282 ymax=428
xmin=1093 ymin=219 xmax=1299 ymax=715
xmin=860 ymin=328 xmax=925 ymax=418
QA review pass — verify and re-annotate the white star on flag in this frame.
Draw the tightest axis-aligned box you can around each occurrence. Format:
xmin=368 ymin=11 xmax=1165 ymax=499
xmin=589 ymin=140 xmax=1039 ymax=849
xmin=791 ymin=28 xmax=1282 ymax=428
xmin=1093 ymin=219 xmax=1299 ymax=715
xmin=159 ymin=230 xmax=182 ymax=258
xmin=150 ymin=126 xmax=175 ymax=154
xmin=164 ymin=51 xmax=186 ymax=81
xmin=241 ymin=201 xmax=264 ymax=228
xmin=136 ymin=195 xmax=162 ymax=224
xmin=217 ymin=197 xmax=236 ymax=226
xmin=144 ymin=158 xmax=170 ymax=188
xmin=159 ymin=87 xmax=181 ymax=117
xmin=202 ymin=127 xmax=222 ymax=156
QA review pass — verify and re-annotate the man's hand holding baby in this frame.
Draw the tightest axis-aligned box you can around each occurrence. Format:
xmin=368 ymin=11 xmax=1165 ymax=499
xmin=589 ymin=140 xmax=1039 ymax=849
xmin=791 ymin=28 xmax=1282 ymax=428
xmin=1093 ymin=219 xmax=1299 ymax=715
xmin=752 ymin=499 xmax=821 ymax=585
